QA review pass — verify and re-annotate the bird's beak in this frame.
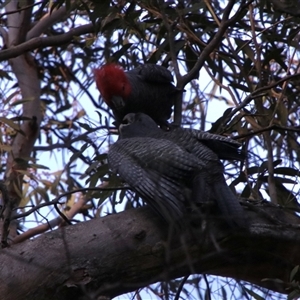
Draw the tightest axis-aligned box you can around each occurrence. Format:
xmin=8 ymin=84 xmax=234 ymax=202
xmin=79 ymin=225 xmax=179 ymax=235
xmin=119 ymin=113 xmax=135 ymax=135
xmin=119 ymin=114 xmax=134 ymax=127
xmin=111 ymin=96 xmax=125 ymax=110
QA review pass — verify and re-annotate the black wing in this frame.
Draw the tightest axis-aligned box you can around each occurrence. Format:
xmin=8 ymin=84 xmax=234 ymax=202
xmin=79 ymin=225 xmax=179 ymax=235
xmin=171 ymin=128 xmax=245 ymax=161
xmin=108 ymin=137 xmax=198 ymax=222
xmin=128 ymin=64 xmax=173 ymax=83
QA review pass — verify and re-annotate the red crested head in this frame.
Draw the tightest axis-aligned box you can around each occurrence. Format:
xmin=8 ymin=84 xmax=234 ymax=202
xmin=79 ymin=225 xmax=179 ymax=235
xmin=94 ymin=64 xmax=132 ymax=106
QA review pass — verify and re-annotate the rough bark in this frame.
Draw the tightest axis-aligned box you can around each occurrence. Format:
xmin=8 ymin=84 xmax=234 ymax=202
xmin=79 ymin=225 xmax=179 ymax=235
xmin=0 ymin=1 xmax=42 ymax=244
xmin=0 ymin=203 xmax=299 ymax=300
xmin=5 ymin=0 xmax=41 ymax=197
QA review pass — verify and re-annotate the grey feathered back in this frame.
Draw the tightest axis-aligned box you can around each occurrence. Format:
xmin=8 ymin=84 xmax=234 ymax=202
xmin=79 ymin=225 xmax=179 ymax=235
xmin=108 ymin=137 xmax=200 ymax=222
xmin=109 ymin=113 xmax=247 ymax=228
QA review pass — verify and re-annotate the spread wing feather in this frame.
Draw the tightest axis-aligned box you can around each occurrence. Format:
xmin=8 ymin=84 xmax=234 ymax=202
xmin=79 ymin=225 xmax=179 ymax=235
xmin=108 ymin=137 xmax=198 ymax=221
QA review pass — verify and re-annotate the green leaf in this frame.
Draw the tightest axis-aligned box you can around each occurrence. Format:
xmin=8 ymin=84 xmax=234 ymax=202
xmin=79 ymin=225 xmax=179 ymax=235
xmin=274 ymin=167 xmax=299 ymax=177
xmin=290 ymin=265 xmax=299 ymax=282
xmin=209 ymin=108 xmax=233 ymax=133
xmin=0 ymin=117 xmax=22 ymax=132
xmin=28 ymin=163 xmax=50 ymax=170
xmin=112 ymin=44 xmax=133 ymax=61
xmin=184 ymin=44 xmax=199 ymax=77
xmin=77 ymin=122 xmax=92 ymax=130
xmin=10 ymin=98 xmax=34 ymax=106
xmin=69 ymin=143 xmax=89 ymax=163
xmin=235 ymin=38 xmax=254 ymax=62
xmin=244 ymin=287 xmax=265 ymax=300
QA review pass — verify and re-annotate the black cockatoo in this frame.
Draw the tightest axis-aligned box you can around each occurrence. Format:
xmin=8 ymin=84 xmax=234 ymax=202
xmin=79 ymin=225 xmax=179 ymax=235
xmin=108 ymin=113 xmax=246 ymax=228
xmin=94 ymin=64 xmax=180 ymax=127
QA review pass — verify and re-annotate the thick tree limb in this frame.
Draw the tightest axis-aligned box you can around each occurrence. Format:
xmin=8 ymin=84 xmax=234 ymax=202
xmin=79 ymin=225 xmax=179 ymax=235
xmin=0 ymin=203 xmax=299 ymax=299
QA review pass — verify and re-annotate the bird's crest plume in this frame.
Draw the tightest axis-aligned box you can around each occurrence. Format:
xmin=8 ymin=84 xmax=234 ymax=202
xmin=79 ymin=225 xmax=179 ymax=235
xmin=94 ymin=64 xmax=132 ymax=106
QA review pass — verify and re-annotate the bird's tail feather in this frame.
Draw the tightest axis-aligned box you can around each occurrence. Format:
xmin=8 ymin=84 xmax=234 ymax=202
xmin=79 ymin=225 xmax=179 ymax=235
xmin=213 ymin=182 xmax=247 ymax=228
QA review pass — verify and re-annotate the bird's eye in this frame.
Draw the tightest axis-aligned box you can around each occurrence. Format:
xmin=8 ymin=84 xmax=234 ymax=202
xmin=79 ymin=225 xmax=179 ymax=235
xmin=122 ymin=119 xmax=129 ymax=125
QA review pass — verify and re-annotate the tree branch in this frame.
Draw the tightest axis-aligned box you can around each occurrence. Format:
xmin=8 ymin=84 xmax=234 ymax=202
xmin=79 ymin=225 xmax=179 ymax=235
xmin=0 ymin=203 xmax=299 ymax=299
xmin=180 ymin=0 xmax=253 ymax=88
xmin=0 ymin=24 xmax=95 ymax=61
xmin=235 ymin=124 xmax=300 ymax=140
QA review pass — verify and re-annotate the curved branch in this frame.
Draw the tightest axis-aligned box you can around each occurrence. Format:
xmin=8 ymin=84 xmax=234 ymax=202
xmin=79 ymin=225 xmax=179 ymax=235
xmin=0 ymin=24 xmax=95 ymax=61
xmin=235 ymin=124 xmax=300 ymax=140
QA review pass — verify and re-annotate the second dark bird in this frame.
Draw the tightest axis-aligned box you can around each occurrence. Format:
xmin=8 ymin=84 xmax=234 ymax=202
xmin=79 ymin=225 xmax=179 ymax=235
xmin=94 ymin=64 xmax=180 ymax=127
xmin=108 ymin=113 xmax=247 ymax=228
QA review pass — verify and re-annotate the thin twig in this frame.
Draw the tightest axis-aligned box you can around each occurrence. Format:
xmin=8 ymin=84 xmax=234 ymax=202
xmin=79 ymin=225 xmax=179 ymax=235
xmin=174 ymin=275 xmax=189 ymax=300
xmin=204 ymin=65 xmax=238 ymax=105
xmin=12 ymin=215 xmax=60 ymax=244
xmin=235 ymin=124 xmax=300 ymax=140
xmin=12 ymin=186 xmax=128 ymax=220
xmin=159 ymin=1 xmax=183 ymax=126
xmin=203 ymin=274 xmax=212 ymax=300
xmin=12 ymin=183 xmax=129 ymax=244
xmin=54 ymin=203 xmax=72 ymax=225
